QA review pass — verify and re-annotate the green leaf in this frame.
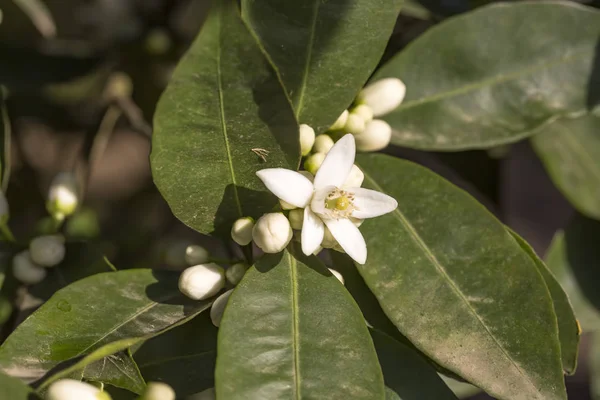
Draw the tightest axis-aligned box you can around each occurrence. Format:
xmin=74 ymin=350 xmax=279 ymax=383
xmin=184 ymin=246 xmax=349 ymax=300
xmin=75 ymin=351 xmax=146 ymax=395
xmin=508 ymin=229 xmax=579 ymax=375
xmin=531 ymin=113 xmax=600 ymax=220
xmin=355 ymin=153 xmax=565 ymax=400
xmin=0 ymin=371 xmax=38 ymax=399
xmin=591 ymin=332 xmax=600 ymax=400
xmin=215 ymin=247 xmax=385 ymax=399
xmin=385 ymin=387 xmax=401 ymax=400
xmin=371 ymin=329 xmax=458 ymax=400
xmin=151 ymin=0 xmax=299 ymax=236
xmin=373 ymin=1 xmax=600 ymax=150
xmin=241 ymin=0 xmax=403 ymax=132
xmin=545 ymin=215 xmax=600 ymax=333
xmin=0 ymin=269 xmax=212 ymax=381
xmin=0 ymin=90 xmax=10 ymax=192
xmin=134 ymin=312 xmax=217 ymax=397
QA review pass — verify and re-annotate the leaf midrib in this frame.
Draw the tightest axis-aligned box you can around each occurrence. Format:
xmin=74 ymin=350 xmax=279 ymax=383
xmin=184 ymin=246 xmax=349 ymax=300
xmin=288 ymin=252 xmax=301 ymax=399
xmin=361 ymin=169 xmax=542 ymax=396
xmin=293 ymin=0 xmax=320 ymax=118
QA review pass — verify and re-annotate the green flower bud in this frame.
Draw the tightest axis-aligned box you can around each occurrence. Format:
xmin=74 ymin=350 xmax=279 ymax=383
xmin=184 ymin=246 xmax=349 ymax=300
xmin=231 ymin=217 xmax=254 ymax=246
xmin=46 ymin=172 xmax=79 ymax=219
xmin=65 ymin=208 xmax=101 ymax=239
xmin=299 ymin=124 xmax=316 ymax=156
xmin=29 ymin=234 xmax=65 ymax=267
xmin=329 ymin=110 xmax=349 ymax=131
xmin=343 ymin=113 xmax=365 ymax=134
xmin=226 ymin=263 xmax=248 ymax=285
xmin=12 ymin=251 xmax=46 ymax=285
xmin=313 ymin=134 xmax=335 ymax=154
xmin=47 ymin=379 xmax=112 ymax=400
xmin=288 ymin=209 xmax=304 ymax=230
xmin=178 ymin=263 xmax=225 ymax=300
xmin=321 ymin=227 xmax=337 ymax=249
xmin=343 ymin=165 xmax=364 ymax=188
xmin=185 ymin=245 xmax=210 ymax=265
xmin=252 ymin=213 xmax=292 ymax=253
xmin=351 ymin=104 xmax=373 ymax=122
xmin=304 ymin=152 xmax=326 ymax=175
xmin=353 ymin=119 xmax=392 ymax=152
xmin=210 ymin=289 xmax=233 ymax=327
xmin=279 ymin=199 xmax=297 ymax=210
xmin=140 ymin=382 xmax=175 ymax=400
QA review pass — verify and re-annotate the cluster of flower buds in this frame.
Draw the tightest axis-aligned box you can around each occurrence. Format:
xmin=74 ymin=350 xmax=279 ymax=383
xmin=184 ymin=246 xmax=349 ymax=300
xmin=12 ymin=234 xmax=66 ymax=285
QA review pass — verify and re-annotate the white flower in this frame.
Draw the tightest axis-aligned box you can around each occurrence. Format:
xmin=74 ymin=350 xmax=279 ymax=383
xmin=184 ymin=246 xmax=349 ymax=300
xmin=29 ymin=235 xmax=65 ymax=267
xmin=231 ymin=217 xmax=254 ymax=246
xmin=226 ymin=263 xmax=248 ymax=285
xmin=330 ymin=110 xmax=349 ymax=130
xmin=344 ymin=165 xmax=364 ymax=188
xmin=313 ymin=134 xmax=335 ymax=154
xmin=256 ymin=134 xmax=397 ymax=264
xmin=210 ymin=289 xmax=233 ymax=327
xmin=354 ymin=119 xmax=392 ymax=152
xmin=140 ymin=382 xmax=175 ymax=400
xmin=12 ymin=251 xmax=46 ymax=285
xmin=185 ymin=245 xmax=210 ymax=265
xmin=47 ymin=172 xmax=79 ymax=219
xmin=47 ymin=379 xmax=112 ymax=400
xmin=252 ymin=213 xmax=292 ymax=253
xmin=358 ymin=78 xmax=406 ymax=117
xmin=299 ymin=124 xmax=315 ymax=156
xmin=178 ymin=263 xmax=225 ymax=300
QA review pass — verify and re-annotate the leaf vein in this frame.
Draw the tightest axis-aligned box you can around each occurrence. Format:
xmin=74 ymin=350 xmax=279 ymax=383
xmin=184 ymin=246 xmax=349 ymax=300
xmin=294 ymin=0 xmax=320 ymax=118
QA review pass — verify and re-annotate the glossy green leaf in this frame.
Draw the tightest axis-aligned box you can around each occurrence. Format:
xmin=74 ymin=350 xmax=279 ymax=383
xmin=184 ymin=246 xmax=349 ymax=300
xmin=74 ymin=351 xmax=146 ymax=395
xmin=355 ymin=153 xmax=565 ymax=400
xmin=0 ymin=269 xmax=211 ymax=381
xmin=151 ymin=0 xmax=299 ymax=236
xmin=531 ymin=113 xmax=600 ymax=220
xmin=215 ymin=247 xmax=385 ymax=399
xmin=371 ymin=329 xmax=457 ymax=400
xmin=545 ymin=215 xmax=600 ymax=333
xmin=241 ymin=0 xmax=402 ymax=133
xmin=373 ymin=1 xmax=600 ymax=150
xmin=591 ymin=332 xmax=600 ymax=400
xmin=134 ymin=313 xmax=217 ymax=397
xmin=508 ymin=229 xmax=579 ymax=375
xmin=0 ymin=371 xmax=37 ymax=399
xmin=0 ymin=91 xmax=10 ymax=191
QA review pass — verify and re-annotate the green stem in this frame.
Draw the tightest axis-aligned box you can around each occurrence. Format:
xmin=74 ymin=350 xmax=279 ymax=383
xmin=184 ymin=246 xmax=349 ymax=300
xmin=0 ymin=223 xmax=14 ymax=242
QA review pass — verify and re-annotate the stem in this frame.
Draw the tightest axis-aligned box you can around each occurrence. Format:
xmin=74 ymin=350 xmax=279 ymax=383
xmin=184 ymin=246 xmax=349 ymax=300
xmin=0 ymin=223 xmax=15 ymax=242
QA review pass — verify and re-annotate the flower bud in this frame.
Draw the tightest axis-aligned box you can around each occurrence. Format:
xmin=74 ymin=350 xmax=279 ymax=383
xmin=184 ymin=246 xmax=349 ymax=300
xmin=330 ymin=110 xmax=349 ymax=130
xmin=0 ymin=190 xmax=9 ymax=223
xmin=328 ymin=268 xmax=345 ymax=285
xmin=47 ymin=172 xmax=79 ymax=219
xmin=321 ymin=227 xmax=337 ymax=249
xmin=252 ymin=213 xmax=292 ymax=253
xmin=279 ymin=199 xmax=296 ymax=210
xmin=185 ymin=245 xmax=210 ymax=265
xmin=343 ymin=113 xmax=365 ymax=134
xmin=299 ymin=124 xmax=316 ymax=156
xmin=313 ymin=134 xmax=335 ymax=154
xmin=344 ymin=165 xmax=364 ymax=188
xmin=178 ymin=263 xmax=225 ymax=300
xmin=210 ymin=289 xmax=233 ymax=327
xmin=357 ymin=78 xmax=406 ymax=117
xmin=12 ymin=251 xmax=46 ymax=285
xmin=194 ymin=388 xmax=216 ymax=400
xmin=353 ymin=119 xmax=392 ymax=152
xmin=29 ymin=235 xmax=65 ymax=267
xmin=226 ymin=263 xmax=248 ymax=285
xmin=231 ymin=217 xmax=254 ymax=246
xmin=140 ymin=382 xmax=175 ymax=400
xmin=288 ymin=209 xmax=304 ymax=230
xmin=47 ymin=379 xmax=112 ymax=400
xmin=304 ymin=152 xmax=325 ymax=175
xmin=352 ymin=104 xmax=373 ymax=122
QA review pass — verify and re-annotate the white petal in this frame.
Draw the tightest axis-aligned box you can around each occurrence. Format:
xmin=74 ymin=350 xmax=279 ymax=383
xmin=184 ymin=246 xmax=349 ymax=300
xmin=314 ymin=134 xmax=355 ymax=190
xmin=256 ymin=169 xmax=314 ymax=208
xmin=310 ymin=185 xmax=335 ymax=217
xmin=324 ymin=218 xmax=367 ymax=264
xmin=301 ymin=207 xmax=325 ymax=256
xmin=350 ymin=188 xmax=398 ymax=219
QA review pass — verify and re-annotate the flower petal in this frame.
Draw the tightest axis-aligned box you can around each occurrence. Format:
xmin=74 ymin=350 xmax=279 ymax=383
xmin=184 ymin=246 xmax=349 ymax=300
xmin=256 ymin=169 xmax=314 ymax=208
xmin=324 ymin=218 xmax=367 ymax=264
xmin=301 ymin=207 xmax=325 ymax=256
xmin=310 ymin=185 xmax=335 ymax=217
xmin=350 ymin=188 xmax=398 ymax=219
xmin=314 ymin=134 xmax=355 ymax=190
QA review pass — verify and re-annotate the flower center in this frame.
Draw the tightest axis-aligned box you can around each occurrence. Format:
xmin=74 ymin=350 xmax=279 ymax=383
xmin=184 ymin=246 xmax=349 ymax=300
xmin=324 ymin=188 xmax=357 ymax=219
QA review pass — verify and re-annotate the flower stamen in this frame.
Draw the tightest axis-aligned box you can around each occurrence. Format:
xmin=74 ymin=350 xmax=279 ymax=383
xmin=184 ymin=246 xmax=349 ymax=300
xmin=324 ymin=188 xmax=358 ymax=219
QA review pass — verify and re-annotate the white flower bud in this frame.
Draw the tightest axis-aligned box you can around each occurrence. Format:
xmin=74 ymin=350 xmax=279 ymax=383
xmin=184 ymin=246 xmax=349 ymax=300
xmin=193 ymin=388 xmax=216 ymax=400
xmin=12 ymin=251 xmax=46 ymax=285
xmin=299 ymin=124 xmax=316 ymax=156
xmin=352 ymin=104 xmax=373 ymax=122
xmin=279 ymin=199 xmax=296 ymax=210
xmin=226 ymin=263 xmax=248 ymax=285
xmin=47 ymin=379 xmax=112 ymax=400
xmin=304 ymin=153 xmax=325 ymax=175
xmin=47 ymin=172 xmax=79 ymax=219
xmin=358 ymin=78 xmax=406 ymax=117
xmin=29 ymin=235 xmax=65 ymax=267
xmin=231 ymin=217 xmax=254 ymax=246
xmin=328 ymin=268 xmax=345 ymax=285
xmin=252 ymin=213 xmax=292 ymax=253
xmin=178 ymin=263 xmax=225 ymax=300
xmin=0 ymin=191 xmax=9 ymax=223
xmin=185 ymin=245 xmax=210 ymax=265
xmin=330 ymin=110 xmax=349 ymax=130
xmin=210 ymin=289 xmax=233 ymax=327
xmin=354 ymin=119 xmax=392 ymax=152
xmin=344 ymin=113 xmax=365 ymax=134
xmin=140 ymin=382 xmax=175 ymax=400
xmin=288 ymin=209 xmax=304 ymax=230
xmin=313 ymin=134 xmax=335 ymax=154
xmin=343 ymin=165 xmax=364 ymax=188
